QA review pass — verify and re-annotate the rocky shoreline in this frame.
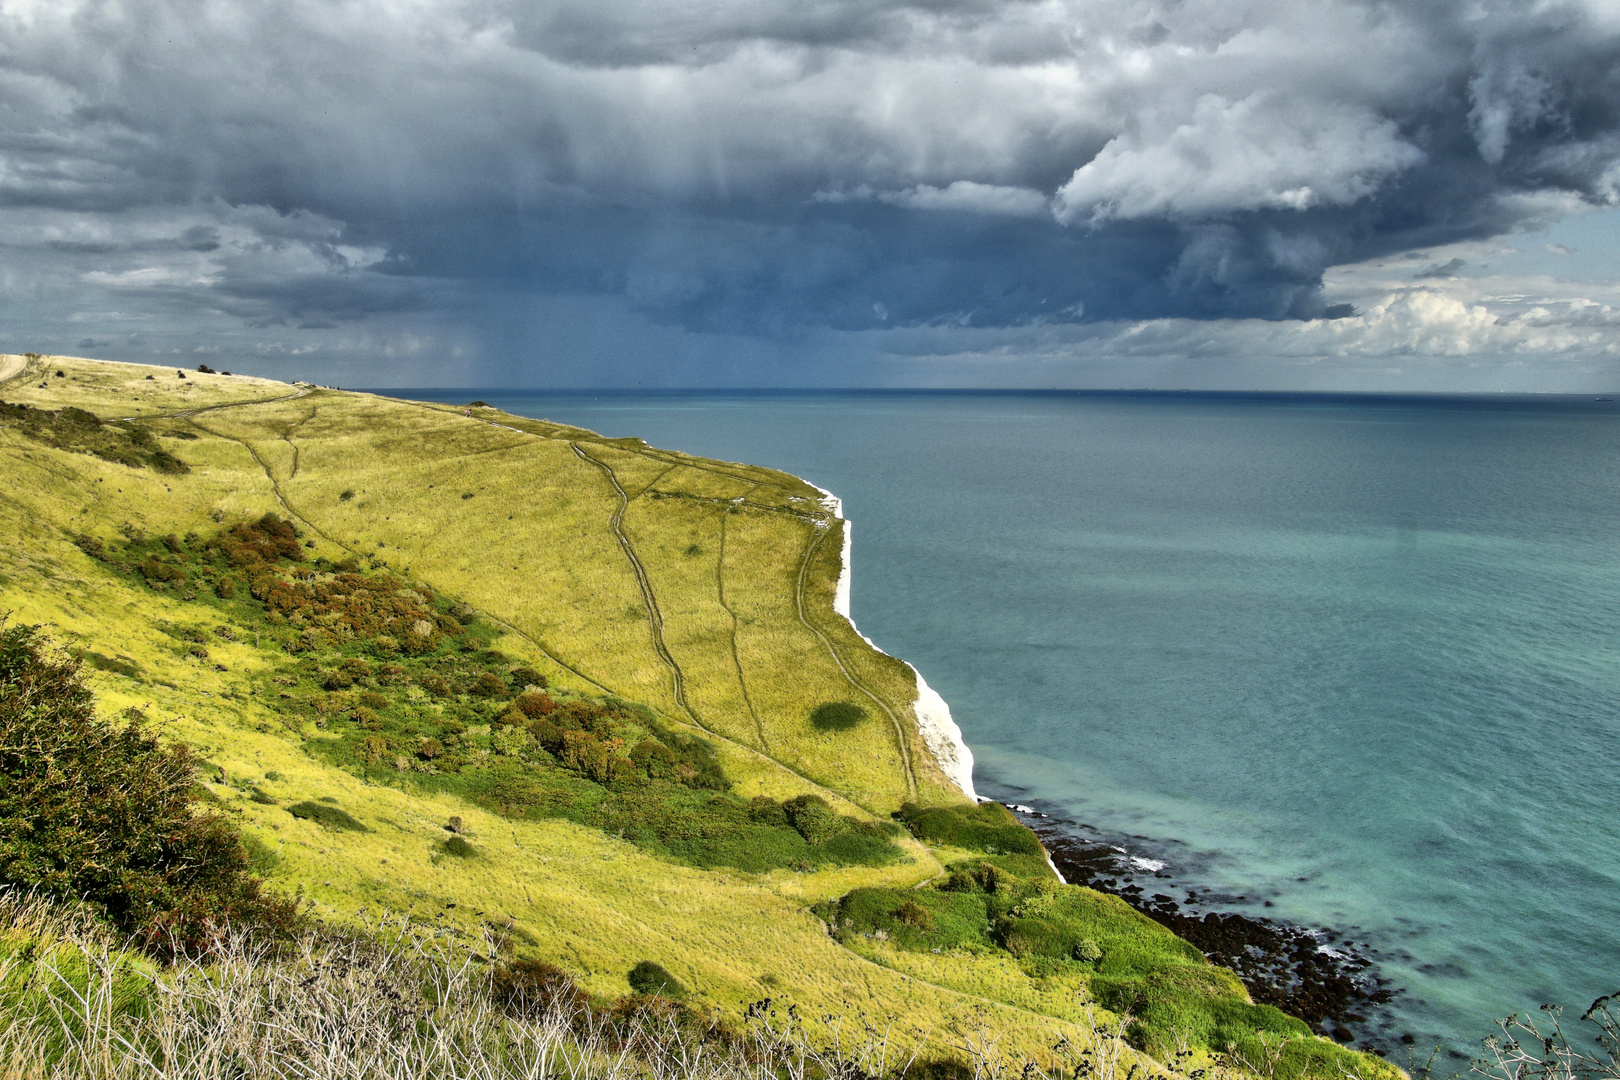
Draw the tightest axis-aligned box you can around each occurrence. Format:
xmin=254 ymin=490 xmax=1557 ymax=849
xmin=1006 ymin=804 xmax=1401 ymax=1052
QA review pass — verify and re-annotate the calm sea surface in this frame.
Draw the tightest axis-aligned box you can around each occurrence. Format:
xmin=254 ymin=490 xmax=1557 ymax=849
xmin=386 ymin=389 xmax=1620 ymax=1060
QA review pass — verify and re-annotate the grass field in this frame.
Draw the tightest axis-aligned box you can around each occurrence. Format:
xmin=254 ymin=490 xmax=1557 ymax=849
xmin=0 ymin=353 xmax=1399 ymax=1080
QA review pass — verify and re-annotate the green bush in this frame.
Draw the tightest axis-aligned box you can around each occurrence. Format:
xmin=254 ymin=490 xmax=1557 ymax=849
xmin=629 ymin=739 xmax=676 ymax=779
xmin=0 ymin=621 xmax=299 ymax=958
xmin=627 ymin=960 xmax=687 ymax=1000
xmin=285 ymin=801 xmax=369 ymax=832
xmin=471 ymin=672 xmax=506 ymax=697
xmin=809 ymin=701 xmax=867 ymax=731
xmin=747 ymin=796 xmax=789 ymax=828
xmin=509 ymin=666 xmax=546 ymax=689
xmin=442 ymin=836 xmax=479 ymax=859
xmin=895 ymin=899 xmax=933 ymax=930
xmin=783 ymin=794 xmax=845 ymax=844
xmin=895 ymin=801 xmax=1044 ymax=857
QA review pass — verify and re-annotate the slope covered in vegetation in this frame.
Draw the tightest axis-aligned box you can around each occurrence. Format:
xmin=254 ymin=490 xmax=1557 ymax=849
xmin=0 ymin=353 xmax=1397 ymax=1080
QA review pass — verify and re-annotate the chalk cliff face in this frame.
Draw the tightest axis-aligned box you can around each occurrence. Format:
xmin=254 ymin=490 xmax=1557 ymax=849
xmin=814 ymin=483 xmax=977 ymax=802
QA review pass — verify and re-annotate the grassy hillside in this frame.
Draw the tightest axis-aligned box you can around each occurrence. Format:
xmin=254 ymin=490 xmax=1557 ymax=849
xmin=0 ymin=353 xmax=1398 ymax=1080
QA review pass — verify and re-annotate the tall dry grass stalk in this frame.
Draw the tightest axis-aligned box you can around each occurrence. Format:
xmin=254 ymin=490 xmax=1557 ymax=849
xmin=0 ymin=893 xmax=1141 ymax=1080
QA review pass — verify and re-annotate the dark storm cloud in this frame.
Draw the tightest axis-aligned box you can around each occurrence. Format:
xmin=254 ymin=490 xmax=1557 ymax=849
xmin=2 ymin=0 xmax=1620 ymax=357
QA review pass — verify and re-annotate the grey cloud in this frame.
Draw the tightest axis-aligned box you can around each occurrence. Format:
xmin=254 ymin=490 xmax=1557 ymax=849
xmin=1416 ymin=258 xmax=1466 ymax=278
xmin=0 ymin=0 xmax=1618 ymax=379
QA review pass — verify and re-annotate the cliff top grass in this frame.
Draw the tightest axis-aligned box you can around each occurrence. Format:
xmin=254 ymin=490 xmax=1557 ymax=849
xmin=0 ymin=353 xmax=1400 ymax=1080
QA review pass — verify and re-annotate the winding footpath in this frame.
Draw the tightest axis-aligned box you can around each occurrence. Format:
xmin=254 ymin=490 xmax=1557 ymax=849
xmin=796 ymin=527 xmax=919 ymax=799
xmin=570 ymin=442 xmax=701 ymax=727
xmin=0 ymin=354 xmax=26 ymax=388
xmin=372 ymin=396 xmax=932 ymax=819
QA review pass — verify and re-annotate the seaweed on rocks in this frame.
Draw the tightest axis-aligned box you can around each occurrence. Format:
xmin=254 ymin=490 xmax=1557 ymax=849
xmin=1008 ymin=805 xmax=1401 ymax=1051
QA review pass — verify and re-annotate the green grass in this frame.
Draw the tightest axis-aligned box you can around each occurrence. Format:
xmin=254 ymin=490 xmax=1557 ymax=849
xmin=442 ymin=836 xmax=479 ymax=859
xmin=285 ymin=801 xmax=369 ymax=832
xmin=0 ymin=353 xmax=1402 ymax=1080
xmin=627 ymin=959 xmax=687 ymax=1000
xmin=810 ymin=701 xmax=868 ymax=731
xmin=817 ymin=818 xmax=1386 ymax=1079
xmin=70 ymin=515 xmax=908 ymax=876
xmin=898 ymin=801 xmax=1047 ymax=858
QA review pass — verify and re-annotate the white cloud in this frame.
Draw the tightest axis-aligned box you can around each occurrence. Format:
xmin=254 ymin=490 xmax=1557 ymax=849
xmin=817 ymin=180 xmax=1050 ymax=216
xmin=884 ymin=182 xmax=1050 ymax=217
xmin=1053 ymin=93 xmax=1424 ymax=223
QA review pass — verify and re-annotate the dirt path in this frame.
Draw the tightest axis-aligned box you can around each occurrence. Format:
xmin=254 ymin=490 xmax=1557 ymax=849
xmin=350 ymin=395 xmax=930 ymax=822
xmin=571 ymin=441 xmax=701 ymax=726
xmin=716 ymin=513 xmax=768 ymax=752
xmin=114 ymin=387 xmax=313 ymax=423
xmin=796 ymin=526 xmax=919 ymax=799
xmin=0 ymin=354 xmax=27 ymax=388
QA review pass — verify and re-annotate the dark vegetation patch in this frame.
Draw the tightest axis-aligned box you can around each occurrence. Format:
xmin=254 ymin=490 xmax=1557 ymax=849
xmin=0 ymin=402 xmax=189 ymax=473
xmin=814 ymin=802 xmax=1389 ymax=1078
xmin=0 ymin=620 xmax=299 ymax=958
xmin=70 ymin=515 xmax=904 ymax=875
xmin=80 ymin=650 xmax=143 ymax=679
xmin=809 ymin=700 xmax=867 ymax=731
xmin=824 ymin=861 xmax=1366 ymax=1076
xmin=895 ymin=801 xmax=1045 ymax=859
xmin=442 ymin=836 xmax=479 ymax=858
xmin=627 ymin=960 xmax=687 ymax=1000
xmin=286 ymin=801 xmax=368 ymax=832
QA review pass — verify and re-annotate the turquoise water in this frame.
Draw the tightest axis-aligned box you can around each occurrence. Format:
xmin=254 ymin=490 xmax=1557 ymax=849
xmin=392 ymin=389 xmax=1620 ymax=1060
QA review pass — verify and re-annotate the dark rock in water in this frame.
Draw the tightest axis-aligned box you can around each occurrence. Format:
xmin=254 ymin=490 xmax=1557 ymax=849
xmin=1013 ymin=808 xmax=1402 ymax=1049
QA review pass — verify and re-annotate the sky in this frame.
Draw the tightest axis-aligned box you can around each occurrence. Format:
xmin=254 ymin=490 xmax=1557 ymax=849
xmin=3 ymin=0 xmax=1620 ymax=390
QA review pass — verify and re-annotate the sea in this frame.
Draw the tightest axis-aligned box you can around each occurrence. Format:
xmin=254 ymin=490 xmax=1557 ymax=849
xmin=382 ymin=388 xmax=1620 ymax=1065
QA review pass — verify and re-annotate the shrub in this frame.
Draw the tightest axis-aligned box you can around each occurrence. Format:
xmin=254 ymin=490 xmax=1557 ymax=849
xmin=285 ymin=801 xmax=369 ymax=832
xmin=510 ymin=666 xmax=546 ymax=689
xmin=73 ymin=533 xmax=109 ymax=561
xmin=896 ymin=899 xmax=934 ymax=930
xmin=809 ymin=701 xmax=867 ymax=731
xmin=442 ymin=836 xmax=479 ymax=859
xmin=559 ymin=731 xmax=628 ymax=783
xmin=746 ymin=796 xmax=789 ymax=827
xmin=471 ymin=672 xmax=506 ymax=697
xmin=783 ymin=795 xmax=845 ymax=844
xmin=492 ymin=726 xmax=531 ymax=757
xmin=627 ymin=960 xmax=687 ymax=1000
xmin=629 ymin=739 xmax=676 ymax=779
xmin=0 ymin=621 xmax=299 ymax=957
xmin=895 ymin=802 xmax=1044 ymax=857
xmin=339 ymin=489 xmax=355 ymax=501
xmin=514 ymin=691 xmax=555 ymax=717
xmin=530 ymin=719 xmax=565 ymax=755
xmin=1073 ymin=938 xmax=1103 ymax=963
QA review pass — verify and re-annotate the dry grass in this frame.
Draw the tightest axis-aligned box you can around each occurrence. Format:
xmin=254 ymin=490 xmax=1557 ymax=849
xmin=0 ymin=892 xmax=1165 ymax=1080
